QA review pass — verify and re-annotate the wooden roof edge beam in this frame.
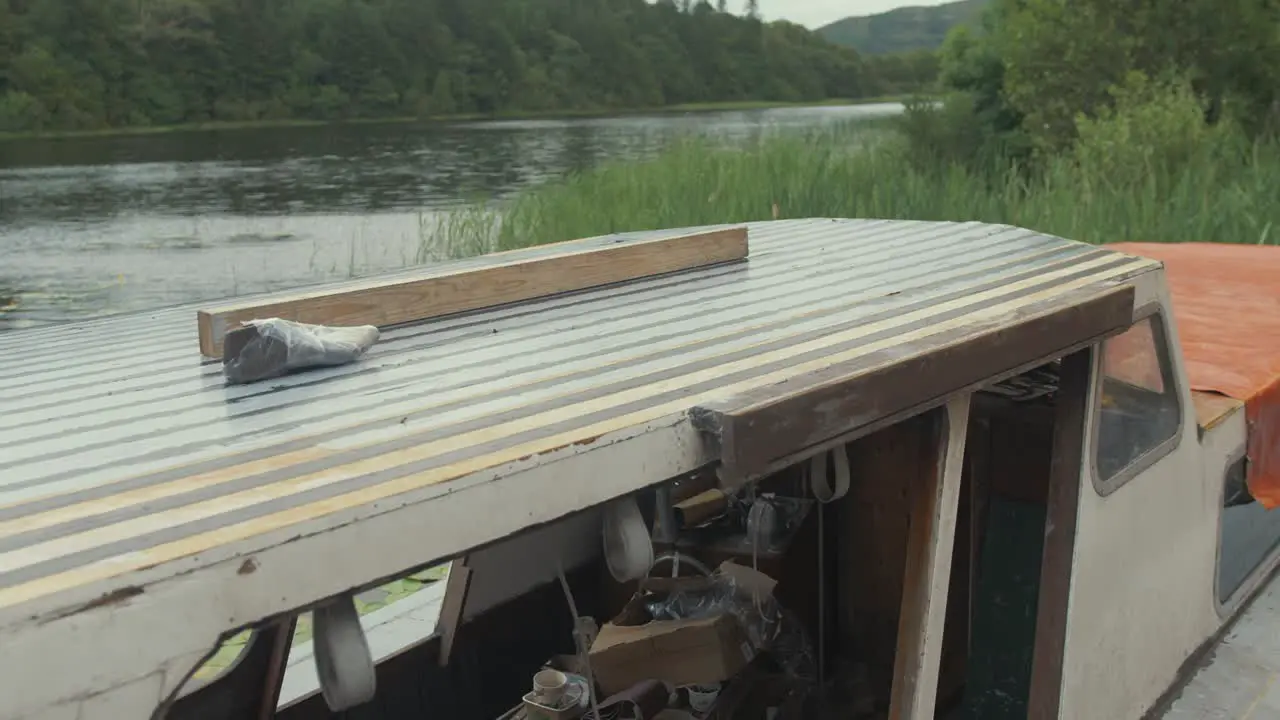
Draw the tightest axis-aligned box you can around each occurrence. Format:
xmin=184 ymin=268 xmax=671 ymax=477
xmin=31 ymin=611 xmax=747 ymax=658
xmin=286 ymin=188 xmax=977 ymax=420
xmin=692 ymin=283 xmax=1136 ymax=489
xmin=196 ymin=226 xmax=749 ymax=358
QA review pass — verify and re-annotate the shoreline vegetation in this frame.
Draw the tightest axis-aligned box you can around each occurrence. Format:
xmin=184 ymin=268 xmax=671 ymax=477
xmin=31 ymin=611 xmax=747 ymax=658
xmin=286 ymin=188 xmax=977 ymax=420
xmin=0 ymin=97 xmax=910 ymax=142
xmin=432 ymin=0 xmax=1278 ymax=254
xmin=430 ymin=116 xmax=1277 ymax=258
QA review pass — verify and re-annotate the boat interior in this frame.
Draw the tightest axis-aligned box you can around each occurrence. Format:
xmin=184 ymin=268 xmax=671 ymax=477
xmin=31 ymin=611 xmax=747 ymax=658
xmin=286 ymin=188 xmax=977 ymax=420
xmin=165 ymin=356 xmax=1092 ymax=720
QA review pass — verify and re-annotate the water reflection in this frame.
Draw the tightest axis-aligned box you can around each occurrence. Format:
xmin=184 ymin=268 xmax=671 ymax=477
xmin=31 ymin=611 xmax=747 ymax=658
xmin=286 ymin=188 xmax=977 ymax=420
xmin=0 ymin=104 xmax=901 ymax=330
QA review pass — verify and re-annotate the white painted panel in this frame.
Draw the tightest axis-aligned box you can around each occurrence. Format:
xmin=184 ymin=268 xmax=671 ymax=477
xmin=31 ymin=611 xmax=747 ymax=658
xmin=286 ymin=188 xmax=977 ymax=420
xmin=1059 ymin=284 xmax=1223 ymax=720
xmin=465 ymin=509 xmax=603 ymax=620
xmin=16 ymin=703 xmax=78 ymax=720
xmin=0 ymin=417 xmax=699 ymax=720
xmin=79 ymin=672 xmax=164 ymax=720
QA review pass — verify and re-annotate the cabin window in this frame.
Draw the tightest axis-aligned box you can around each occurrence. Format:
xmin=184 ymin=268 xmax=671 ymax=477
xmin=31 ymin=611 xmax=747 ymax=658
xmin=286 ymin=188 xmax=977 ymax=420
xmin=1217 ymin=455 xmax=1280 ymax=603
xmin=1093 ymin=314 xmax=1181 ymax=488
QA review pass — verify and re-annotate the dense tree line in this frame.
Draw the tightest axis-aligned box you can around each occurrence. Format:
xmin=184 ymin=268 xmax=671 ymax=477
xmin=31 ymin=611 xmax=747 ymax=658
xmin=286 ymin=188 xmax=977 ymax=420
xmin=917 ymin=0 xmax=1280 ymax=163
xmin=0 ymin=0 xmax=936 ymax=134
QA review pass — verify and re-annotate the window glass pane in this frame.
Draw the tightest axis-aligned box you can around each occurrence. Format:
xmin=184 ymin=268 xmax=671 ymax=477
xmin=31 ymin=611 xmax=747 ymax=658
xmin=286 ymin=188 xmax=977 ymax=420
xmin=1096 ymin=316 xmax=1180 ymax=482
xmin=1102 ymin=319 xmax=1165 ymax=393
xmin=1217 ymin=458 xmax=1280 ymax=601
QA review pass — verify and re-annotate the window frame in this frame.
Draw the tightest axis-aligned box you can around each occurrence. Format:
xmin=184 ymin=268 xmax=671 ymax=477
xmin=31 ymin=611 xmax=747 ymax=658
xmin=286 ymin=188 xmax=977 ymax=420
xmin=1213 ymin=449 xmax=1280 ymax=617
xmin=1215 ymin=450 xmax=1255 ymax=610
xmin=1090 ymin=306 xmax=1185 ymax=497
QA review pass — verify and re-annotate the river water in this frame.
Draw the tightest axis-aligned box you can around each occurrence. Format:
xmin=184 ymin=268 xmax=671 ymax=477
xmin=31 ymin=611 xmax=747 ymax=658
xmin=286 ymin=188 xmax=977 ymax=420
xmin=0 ymin=102 xmax=900 ymax=331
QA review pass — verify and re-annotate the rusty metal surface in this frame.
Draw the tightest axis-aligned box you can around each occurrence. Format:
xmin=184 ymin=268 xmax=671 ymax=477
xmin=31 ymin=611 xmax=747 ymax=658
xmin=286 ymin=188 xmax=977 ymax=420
xmin=0 ymin=219 xmax=1156 ymax=633
xmin=1109 ymin=242 xmax=1280 ymax=508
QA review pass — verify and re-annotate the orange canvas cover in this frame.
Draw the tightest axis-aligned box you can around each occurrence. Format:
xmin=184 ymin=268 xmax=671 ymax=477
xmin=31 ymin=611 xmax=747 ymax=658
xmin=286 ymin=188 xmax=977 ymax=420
xmin=1111 ymin=242 xmax=1280 ymax=508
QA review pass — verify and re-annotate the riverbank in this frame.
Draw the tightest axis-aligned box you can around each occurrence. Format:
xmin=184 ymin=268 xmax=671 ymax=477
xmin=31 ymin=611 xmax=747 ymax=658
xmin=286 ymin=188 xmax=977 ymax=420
xmin=2 ymin=103 xmax=909 ymax=330
xmin=434 ymin=119 xmax=1279 ymax=256
xmin=0 ymin=97 xmax=910 ymax=142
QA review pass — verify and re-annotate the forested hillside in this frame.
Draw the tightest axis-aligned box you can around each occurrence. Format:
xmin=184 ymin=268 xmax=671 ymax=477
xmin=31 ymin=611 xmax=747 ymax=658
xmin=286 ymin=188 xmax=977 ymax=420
xmin=0 ymin=0 xmax=926 ymax=134
xmin=819 ymin=0 xmax=987 ymax=55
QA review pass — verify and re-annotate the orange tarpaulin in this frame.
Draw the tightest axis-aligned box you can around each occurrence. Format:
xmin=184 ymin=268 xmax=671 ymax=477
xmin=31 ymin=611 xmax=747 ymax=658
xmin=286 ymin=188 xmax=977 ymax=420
xmin=1111 ymin=243 xmax=1280 ymax=508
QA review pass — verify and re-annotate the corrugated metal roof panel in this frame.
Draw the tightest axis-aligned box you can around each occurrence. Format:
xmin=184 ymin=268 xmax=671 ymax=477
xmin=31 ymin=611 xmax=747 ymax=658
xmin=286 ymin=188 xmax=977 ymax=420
xmin=0 ymin=218 xmax=1155 ymax=618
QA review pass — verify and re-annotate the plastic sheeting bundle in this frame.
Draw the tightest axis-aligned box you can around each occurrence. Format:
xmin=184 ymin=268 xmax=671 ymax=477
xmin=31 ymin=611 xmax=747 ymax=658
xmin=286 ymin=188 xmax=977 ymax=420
xmin=222 ymin=318 xmax=380 ymax=385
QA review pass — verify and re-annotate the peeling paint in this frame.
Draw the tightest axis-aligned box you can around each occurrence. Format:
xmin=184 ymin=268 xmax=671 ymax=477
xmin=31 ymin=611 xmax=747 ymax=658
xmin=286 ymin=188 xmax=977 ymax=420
xmin=43 ymin=586 xmax=145 ymax=624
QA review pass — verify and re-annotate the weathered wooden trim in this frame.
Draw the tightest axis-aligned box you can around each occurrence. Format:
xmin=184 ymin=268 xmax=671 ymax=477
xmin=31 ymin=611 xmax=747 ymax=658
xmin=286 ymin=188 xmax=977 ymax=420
xmin=196 ymin=226 xmax=749 ymax=357
xmin=887 ymin=395 xmax=970 ymax=720
xmin=693 ymin=285 xmax=1134 ymax=486
xmin=1027 ymin=348 xmax=1092 ymax=720
xmin=257 ymin=617 xmax=297 ymax=720
xmin=436 ymin=560 xmax=472 ymax=668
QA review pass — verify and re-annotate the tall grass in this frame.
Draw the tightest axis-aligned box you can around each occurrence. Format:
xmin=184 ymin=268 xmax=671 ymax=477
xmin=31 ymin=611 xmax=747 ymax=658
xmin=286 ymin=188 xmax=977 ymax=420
xmin=432 ymin=109 xmax=1279 ymax=253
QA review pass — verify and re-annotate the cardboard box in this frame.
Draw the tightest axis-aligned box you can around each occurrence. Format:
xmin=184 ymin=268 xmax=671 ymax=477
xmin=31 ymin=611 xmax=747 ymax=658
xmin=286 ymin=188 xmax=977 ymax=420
xmin=588 ymin=565 xmax=774 ymax=696
xmin=589 ymin=593 xmax=755 ymax=695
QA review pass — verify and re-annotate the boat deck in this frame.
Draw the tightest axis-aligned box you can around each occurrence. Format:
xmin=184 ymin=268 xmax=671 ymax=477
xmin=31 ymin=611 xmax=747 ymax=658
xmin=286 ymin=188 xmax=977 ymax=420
xmin=0 ymin=218 xmax=1158 ymax=717
xmin=1160 ymin=570 xmax=1280 ymax=719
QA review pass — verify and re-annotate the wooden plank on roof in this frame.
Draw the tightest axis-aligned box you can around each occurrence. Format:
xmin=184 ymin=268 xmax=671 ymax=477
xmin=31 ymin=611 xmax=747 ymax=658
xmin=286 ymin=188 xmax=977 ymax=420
xmin=196 ymin=226 xmax=749 ymax=358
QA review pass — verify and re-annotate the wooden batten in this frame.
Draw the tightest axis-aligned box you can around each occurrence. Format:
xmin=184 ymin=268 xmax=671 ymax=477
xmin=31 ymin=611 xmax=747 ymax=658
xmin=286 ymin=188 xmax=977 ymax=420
xmin=888 ymin=396 xmax=971 ymax=720
xmin=691 ymin=284 xmax=1135 ymax=487
xmin=196 ymin=226 xmax=749 ymax=358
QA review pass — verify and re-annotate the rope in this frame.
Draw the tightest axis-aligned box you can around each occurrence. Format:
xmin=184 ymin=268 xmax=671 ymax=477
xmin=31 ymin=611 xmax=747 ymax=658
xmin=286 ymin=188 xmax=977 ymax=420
xmin=808 ymin=446 xmax=850 ymax=692
xmin=557 ymin=563 xmax=605 ymax=720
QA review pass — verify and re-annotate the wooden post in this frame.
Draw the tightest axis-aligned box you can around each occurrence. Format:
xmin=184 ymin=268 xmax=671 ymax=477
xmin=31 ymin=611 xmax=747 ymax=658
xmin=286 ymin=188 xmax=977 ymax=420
xmin=888 ymin=394 xmax=971 ymax=720
xmin=256 ymin=616 xmax=298 ymax=720
xmin=436 ymin=559 xmax=474 ymax=668
xmin=1027 ymin=348 xmax=1092 ymax=719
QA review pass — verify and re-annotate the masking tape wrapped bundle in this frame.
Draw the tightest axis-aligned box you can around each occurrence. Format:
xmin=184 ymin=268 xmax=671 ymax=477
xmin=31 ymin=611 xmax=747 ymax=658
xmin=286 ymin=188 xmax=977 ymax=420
xmin=222 ymin=318 xmax=380 ymax=385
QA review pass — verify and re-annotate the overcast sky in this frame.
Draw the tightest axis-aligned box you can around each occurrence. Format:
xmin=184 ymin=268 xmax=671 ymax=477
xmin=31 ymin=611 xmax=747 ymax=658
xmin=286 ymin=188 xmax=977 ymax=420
xmin=758 ymin=0 xmax=954 ymax=29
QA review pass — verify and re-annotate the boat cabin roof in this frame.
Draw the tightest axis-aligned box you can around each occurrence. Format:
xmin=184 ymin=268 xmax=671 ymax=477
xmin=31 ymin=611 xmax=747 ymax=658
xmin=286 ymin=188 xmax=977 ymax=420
xmin=0 ymin=218 xmax=1157 ymax=717
xmin=1109 ymin=242 xmax=1280 ymax=404
xmin=1110 ymin=242 xmax=1280 ymax=505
